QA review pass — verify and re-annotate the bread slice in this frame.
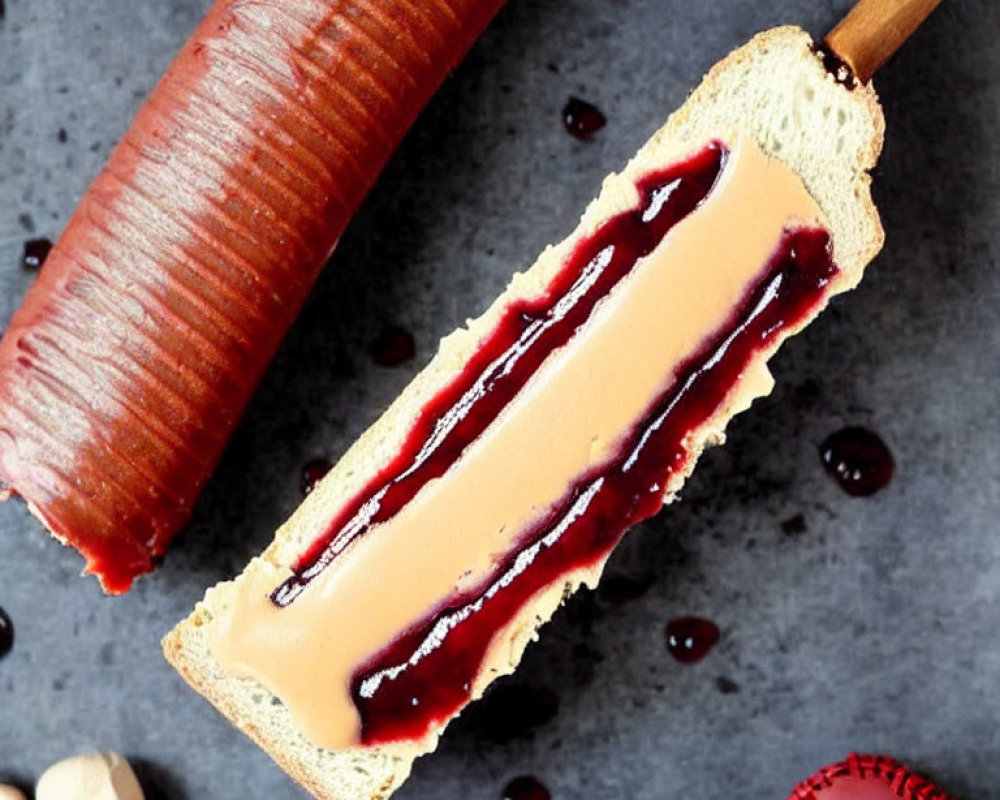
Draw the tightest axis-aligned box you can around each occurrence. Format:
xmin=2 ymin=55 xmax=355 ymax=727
xmin=164 ymin=26 xmax=884 ymax=800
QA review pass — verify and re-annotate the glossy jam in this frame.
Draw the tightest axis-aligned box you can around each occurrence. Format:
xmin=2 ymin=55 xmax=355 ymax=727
xmin=665 ymin=617 xmax=720 ymax=664
xmin=0 ymin=607 xmax=13 ymax=660
xmin=503 ymin=776 xmax=551 ymax=800
xmin=348 ymin=224 xmax=836 ymax=743
xmin=300 ymin=458 xmax=333 ymax=498
xmin=820 ymin=426 xmax=894 ymax=496
xmin=21 ymin=238 xmax=52 ymax=272
xmin=562 ymin=97 xmax=606 ymax=140
xmin=790 ymin=753 xmax=956 ymax=800
xmin=370 ymin=324 xmax=416 ymax=367
xmin=273 ymin=144 xmax=726 ymax=606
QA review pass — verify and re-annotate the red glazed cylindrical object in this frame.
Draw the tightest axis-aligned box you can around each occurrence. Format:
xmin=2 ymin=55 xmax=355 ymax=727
xmin=789 ymin=754 xmax=957 ymax=800
xmin=0 ymin=0 xmax=507 ymax=593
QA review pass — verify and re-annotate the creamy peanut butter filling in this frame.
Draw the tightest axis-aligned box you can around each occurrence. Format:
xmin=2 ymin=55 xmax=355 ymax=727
xmin=209 ymin=136 xmax=825 ymax=749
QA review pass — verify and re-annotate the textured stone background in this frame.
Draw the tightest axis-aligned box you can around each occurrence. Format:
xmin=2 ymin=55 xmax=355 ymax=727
xmin=1 ymin=0 xmax=998 ymax=797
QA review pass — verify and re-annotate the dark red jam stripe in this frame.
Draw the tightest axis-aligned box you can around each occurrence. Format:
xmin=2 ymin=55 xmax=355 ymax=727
xmin=271 ymin=143 xmax=727 ymax=605
xmin=350 ymin=225 xmax=837 ymax=744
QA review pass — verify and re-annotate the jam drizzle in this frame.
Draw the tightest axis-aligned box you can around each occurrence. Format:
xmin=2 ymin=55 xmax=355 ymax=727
xmin=351 ymin=224 xmax=837 ymax=744
xmin=267 ymin=141 xmax=837 ymax=745
xmin=272 ymin=143 xmax=727 ymax=606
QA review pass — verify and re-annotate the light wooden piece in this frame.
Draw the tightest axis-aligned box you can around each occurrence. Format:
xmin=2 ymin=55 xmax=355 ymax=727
xmin=825 ymin=0 xmax=945 ymax=83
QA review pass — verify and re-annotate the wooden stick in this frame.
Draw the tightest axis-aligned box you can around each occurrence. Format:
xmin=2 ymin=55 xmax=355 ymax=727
xmin=824 ymin=0 xmax=945 ymax=83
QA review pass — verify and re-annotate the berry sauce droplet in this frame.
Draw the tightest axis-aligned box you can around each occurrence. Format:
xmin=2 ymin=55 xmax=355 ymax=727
xmin=503 ymin=776 xmax=551 ymax=800
xmin=0 ymin=607 xmax=14 ymax=660
xmin=370 ymin=324 xmax=415 ymax=367
xmin=665 ymin=616 xmax=719 ymax=664
xmin=301 ymin=458 xmax=333 ymax=498
xmin=21 ymin=238 xmax=52 ymax=272
xmin=562 ymin=97 xmax=606 ymax=140
xmin=820 ymin=426 xmax=894 ymax=496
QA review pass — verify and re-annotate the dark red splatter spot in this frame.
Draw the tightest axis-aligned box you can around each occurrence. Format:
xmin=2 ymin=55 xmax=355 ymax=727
xmin=665 ymin=616 xmax=719 ymax=664
xmin=820 ymin=427 xmax=894 ymax=496
xmin=562 ymin=97 xmax=606 ymax=140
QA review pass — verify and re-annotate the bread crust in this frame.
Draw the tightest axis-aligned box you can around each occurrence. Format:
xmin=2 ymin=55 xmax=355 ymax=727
xmin=164 ymin=26 xmax=885 ymax=800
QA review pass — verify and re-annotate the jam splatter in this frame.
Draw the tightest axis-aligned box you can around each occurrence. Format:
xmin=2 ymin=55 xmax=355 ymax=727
xmin=350 ymin=225 xmax=835 ymax=744
xmin=468 ymin=683 xmax=559 ymax=742
xmin=503 ymin=776 xmax=550 ymax=800
xmin=276 ymin=145 xmax=726 ymax=605
xmin=820 ymin=426 xmax=894 ymax=496
xmin=562 ymin=97 xmax=606 ymax=140
xmin=21 ymin=238 xmax=53 ymax=272
xmin=0 ymin=607 xmax=14 ymax=660
xmin=665 ymin=617 xmax=719 ymax=664
xmin=266 ymin=140 xmax=837 ymax=743
xmin=370 ymin=324 xmax=415 ymax=367
xmin=301 ymin=458 xmax=333 ymax=498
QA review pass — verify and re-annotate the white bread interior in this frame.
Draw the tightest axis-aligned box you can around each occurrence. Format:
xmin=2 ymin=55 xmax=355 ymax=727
xmin=163 ymin=26 xmax=885 ymax=800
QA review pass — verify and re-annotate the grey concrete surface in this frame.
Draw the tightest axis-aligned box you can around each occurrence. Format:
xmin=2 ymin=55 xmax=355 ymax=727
xmin=0 ymin=0 xmax=998 ymax=797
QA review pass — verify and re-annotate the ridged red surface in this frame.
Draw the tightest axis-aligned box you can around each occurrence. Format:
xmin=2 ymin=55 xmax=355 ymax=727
xmin=789 ymin=754 xmax=957 ymax=800
xmin=0 ymin=0 xmax=507 ymax=593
